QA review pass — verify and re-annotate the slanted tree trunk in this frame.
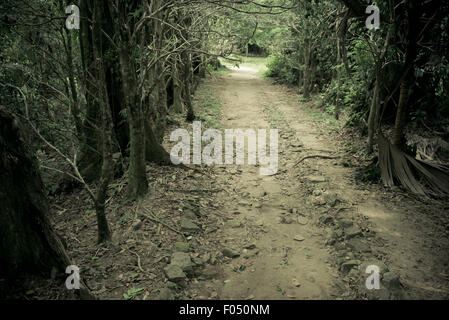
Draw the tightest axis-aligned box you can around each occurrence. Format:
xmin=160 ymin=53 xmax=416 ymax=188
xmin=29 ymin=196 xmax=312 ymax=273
xmin=392 ymin=75 xmax=412 ymax=146
xmin=0 ymin=106 xmax=91 ymax=298
xmin=367 ymin=73 xmax=380 ymax=152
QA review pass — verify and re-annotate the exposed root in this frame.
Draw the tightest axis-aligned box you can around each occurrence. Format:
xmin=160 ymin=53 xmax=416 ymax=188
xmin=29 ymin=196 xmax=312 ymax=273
xmin=294 ymin=155 xmax=340 ymax=167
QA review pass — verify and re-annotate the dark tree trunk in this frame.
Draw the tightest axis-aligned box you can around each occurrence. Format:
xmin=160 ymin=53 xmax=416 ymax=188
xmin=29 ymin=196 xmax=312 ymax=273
xmin=302 ymin=36 xmax=312 ymax=99
xmin=367 ymin=72 xmax=380 ymax=152
xmin=145 ymin=117 xmax=171 ymax=164
xmin=119 ymin=44 xmax=148 ymax=201
xmin=109 ymin=0 xmax=148 ymax=201
xmin=0 ymin=106 xmax=92 ymax=298
xmin=0 ymin=106 xmax=69 ymax=277
xmin=392 ymin=5 xmax=418 ymax=147
xmin=92 ymin=0 xmax=112 ymax=243
xmin=199 ymin=54 xmax=207 ymax=78
xmin=172 ymin=59 xmax=184 ymax=113
xmin=392 ymin=76 xmax=412 ymax=146
xmin=334 ymin=7 xmax=349 ymax=120
xmin=183 ymin=52 xmax=195 ymax=122
xmin=78 ymin=0 xmax=102 ymax=183
xmin=78 ymin=0 xmax=124 ymax=183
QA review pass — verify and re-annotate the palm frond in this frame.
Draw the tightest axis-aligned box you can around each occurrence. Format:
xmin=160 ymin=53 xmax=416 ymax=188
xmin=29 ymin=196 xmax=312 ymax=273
xmin=378 ymin=134 xmax=449 ymax=197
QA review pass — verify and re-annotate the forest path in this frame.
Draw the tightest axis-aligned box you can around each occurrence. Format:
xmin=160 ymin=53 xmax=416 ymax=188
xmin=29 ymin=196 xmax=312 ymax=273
xmin=199 ymin=65 xmax=341 ymax=299
xmin=190 ymin=62 xmax=449 ymax=300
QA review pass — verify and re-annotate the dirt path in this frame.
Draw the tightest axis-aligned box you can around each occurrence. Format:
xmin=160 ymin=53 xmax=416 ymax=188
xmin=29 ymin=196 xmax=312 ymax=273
xmin=189 ymin=63 xmax=449 ymax=300
xmin=206 ymin=66 xmax=339 ymax=299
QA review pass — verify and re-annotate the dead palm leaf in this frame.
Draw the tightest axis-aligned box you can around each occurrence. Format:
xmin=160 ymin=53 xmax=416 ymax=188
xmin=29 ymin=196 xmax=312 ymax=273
xmin=378 ymin=134 xmax=449 ymax=197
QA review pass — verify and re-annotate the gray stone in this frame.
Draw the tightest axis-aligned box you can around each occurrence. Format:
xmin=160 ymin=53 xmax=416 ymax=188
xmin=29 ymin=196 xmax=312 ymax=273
xmin=163 ymin=265 xmax=186 ymax=282
xmin=332 ymin=229 xmax=344 ymax=239
xmin=341 ymin=260 xmax=361 ymax=273
xmin=180 ymin=218 xmax=200 ymax=233
xmin=345 ymin=226 xmax=362 ymax=239
xmin=192 ymin=256 xmax=204 ymax=267
xmin=297 ymin=216 xmax=308 ymax=225
xmin=324 ymin=193 xmax=339 ymax=207
xmin=312 ymin=196 xmax=327 ymax=206
xmin=280 ymin=215 xmax=295 ymax=224
xmin=346 ymin=238 xmax=371 ymax=253
xmin=382 ymin=272 xmax=401 ymax=290
xmin=201 ymin=265 xmax=222 ymax=280
xmin=304 ymin=176 xmax=327 ymax=183
xmin=183 ymin=209 xmax=197 ymax=220
xmin=166 ymin=281 xmax=177 ymax=290
xmin=173 ymin=242 xmax=190 ymax=253
xmin=201 ymin=253 xmax=211 ymax=263
xmin=348 ymin=268 xmax=360 ymax=279
xmin=338 ymin=219 xmax=353 ymax=228
xmin=222 ymin=248 xmax=240 ymax=258
xmin=319 ymin=215 xmax=334 ymax=225
xmin=157 ymin=288 xmax=174 ymax=300
xmin=171 ymin=252 xmax=193 ymax=272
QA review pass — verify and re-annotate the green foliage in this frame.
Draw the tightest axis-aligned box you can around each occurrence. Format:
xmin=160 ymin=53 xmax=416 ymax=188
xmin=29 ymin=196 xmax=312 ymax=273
xmin=123 ymin=287 xmax=144 ymax=300
xmin=265 ymin=54 xmax=299 ymax=85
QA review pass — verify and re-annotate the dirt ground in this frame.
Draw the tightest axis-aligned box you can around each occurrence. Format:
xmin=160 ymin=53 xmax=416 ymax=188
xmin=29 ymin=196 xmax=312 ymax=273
xmin=39 ymin=59 xmax=449 ymax=300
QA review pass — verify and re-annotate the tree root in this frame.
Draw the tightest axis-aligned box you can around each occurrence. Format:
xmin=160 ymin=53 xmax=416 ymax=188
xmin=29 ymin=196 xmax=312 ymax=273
xmin=294 ymin=155 xmax=340 ymax=167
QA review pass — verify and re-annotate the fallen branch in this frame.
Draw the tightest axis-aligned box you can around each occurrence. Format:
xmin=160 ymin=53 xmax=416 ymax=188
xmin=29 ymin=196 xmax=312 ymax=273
xmin=140 ymin=207 xmax=185 ymax=236
xmin=127 ymin=248 xmax=146 ymax=273
xmin=294 ymin=155 xmax=340 ymax=167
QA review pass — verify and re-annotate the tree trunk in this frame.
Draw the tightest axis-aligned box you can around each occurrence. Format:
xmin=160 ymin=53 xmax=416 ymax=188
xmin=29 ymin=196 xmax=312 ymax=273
xmin=145 ymin=117 xmax=171 ymax=164
xmin=335 ymin=71 xmax=342 ymax=119
xmin=78 ymin=0 xmax=102 ymax=183
xmin=303 ymin=36 xmax=311 ymax=99
xmin=62 ymin=0 xmax=82 ymax=139
xmin=367 ymin=72 xmax=380 ymax=152
xmin=172 ymin=60 xmax=184 ymax=113
xmin=392 ymin=5 xmax=417 ymax=147
xmin=334 ymin=6 xmax=349 ymax=119
xmin=119 ymin=45 xmax=148 ymax=200
xmin=108 ymin=1 xmax=149 ymax=201
xmin=199 ymin=54 xmax=207 ymax=78
xmin=0 ymin=106 xmax=92 ymax=298
xmin=92 ymin=0 xmax=112 ymax=243
xmin=392 ymin=77 xmax=411 ymax=146
xmin=183 ymin=52 xmax=195 ymax=122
